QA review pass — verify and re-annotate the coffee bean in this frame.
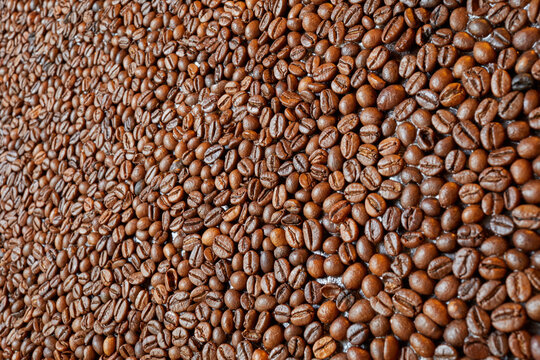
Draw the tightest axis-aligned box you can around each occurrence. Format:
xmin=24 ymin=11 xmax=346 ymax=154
xmin=378 ymin=155 xmax=404 ymax=177
xmin=290 ymin=304 xmax=315 ymax=326
xmin=487 ymin=146 xmax=517 ymax=167
xmin=479 ymin=167 xmax=512 ymax=192
xmin=463 ymin=336 xmax=490 ymax=359
xmin=440 ymin=83 xmax=466 ymax=107
xmin=432 ymin=109 xmax=458 ymax=134
xmin=499 ymin=91 xmax=524 ymax=120
xmin=463 ymin=66 xmax=491 ymax=97
xmin=509 ymin=330 xmax=532 ymax=359
xmin=476 ymin=280 xmax=507 ymax=310
xmin=304 ymin=322 xmax=324 ymax=344
xmin=382 ymin=16 xmax=405 ymax=44
xmin=465 ymin=305 xmax=491 ymax=337
xmin=313 ymin=336 xmax=337 ymax=359
xmin=491 ymin=303 xmax=527 ymax=332
xmin=370 ymin=291 xmax=394 ymax=317
xmin=487 ymin=331 xmax=509 ymax=357
xmin=418 ymin=155 xmax=444 ymax=176
xmin=512 ymin=204 xmax=540 ymax=229
xmin=453 ymin=248 xmax=480 ymax=279
xmin=474 ymin=98 xmax=499 ymax=126
xmin=213 ymin=235 xmax=235 ymax=258
xmin=491 ymin=69 xmax=512 ymax=97
xmin=377 ymin=85 xmax=406 ymax=111
xmin=393 ymin=289 xmax=422 ymax=317
xmin=489 ymin=214 xmax=514 ymax=236
xmin=506 ymin=271 xmax=532 ymax=303
xmin=434 ymin=343 xmax=458 ymax=360
xmin=453 ymin=120 xmax=480 ymax=150
xmin=313 ymin=63 xmax=338 ymax=82
xmin=416 ymin=89 xmax=440 ymax=110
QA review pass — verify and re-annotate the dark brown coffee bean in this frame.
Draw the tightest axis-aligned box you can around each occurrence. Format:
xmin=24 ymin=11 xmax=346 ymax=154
xmin=458 ymin=279 xmax=481 ymax=302
xmin=382 ymin=16 xmax=405 ymax=44
xmin=432 ymin=109 xmax=457 ymax=134
xmin=367 ymin=45 xmax=390 ymax=70
xmin=416 ymin=89 xmax=440 ymax=110
xmin=313 ymin=336 xmax=336 ymax=359
xmin=347 ymin=323 xmax=369 ymax=345
xmin=418 ymin=155 xmax=444 ymax=176
xmin=290 ymin=304 xmax=315 ymax=326
xmin=304 ymin=322 xmax=324 ymax=344
xmin=377 ymin=85 xmax=406 ymax=111
xmin=378 ymin=155 xmax=404 ymax=177
xmin=370 ymin=291 xmax=394 ymax=317
xmin=487 ymin=147 xmax=517 ymax=167
xmin=480 ymin=122 xmax=505 ymax=150
xmin=466 ymin=305 xmax=491 ymax=337
xmin=491 ymin=69 xmax=512 ymax=98
xmin=480 ymin=172 xmax=513 ymax=200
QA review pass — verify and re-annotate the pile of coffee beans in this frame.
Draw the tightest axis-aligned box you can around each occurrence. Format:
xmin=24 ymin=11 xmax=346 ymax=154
xmin=0 ymin=0 xmax=539 ymax=358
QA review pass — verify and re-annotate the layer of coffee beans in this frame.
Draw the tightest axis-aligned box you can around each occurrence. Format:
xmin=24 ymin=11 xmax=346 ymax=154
xmin=0 ymin=0 xmax=540 ymax=359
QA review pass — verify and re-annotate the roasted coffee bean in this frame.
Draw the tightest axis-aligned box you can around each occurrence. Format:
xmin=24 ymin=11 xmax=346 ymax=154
xmin=491 ymin=303 xmax=527 ymax=332
xmin=393 ymin=289 xmax=422 ymax=317
xmin=453 ymin=248 xmax=481 ymax=279
xmin=462 ymin=67 xmax=490 ymax=97
xmin=506 ymin=271 xmax=532 ymax=303
xmin=313 ymin=336 xmax=337 ymax=359
xmin=512 ymin=204 xmax=540 ymax=229
xmin=453 ymin=120 xmax=480 ymax=150
xmin=428 ymin=256 xmax=453 ymax=280
xmin=476 ymin=280 xmax=506 ymax=310
xmin=475 ymin=98 xmax=499 ymax=126
xmin=304 ymin=322 xmax=324 ymax=345
xmin=213 ymin=235 xmax=235 ymax=258
xmin=487 ymin=331 xmax=509 ymax=357
xmin=463 ymin=336 xmax=490 ymax=359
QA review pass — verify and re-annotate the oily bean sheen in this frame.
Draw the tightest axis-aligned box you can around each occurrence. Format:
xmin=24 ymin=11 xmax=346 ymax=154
xmin=0 ymin=0 xmax=538 ymax=359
